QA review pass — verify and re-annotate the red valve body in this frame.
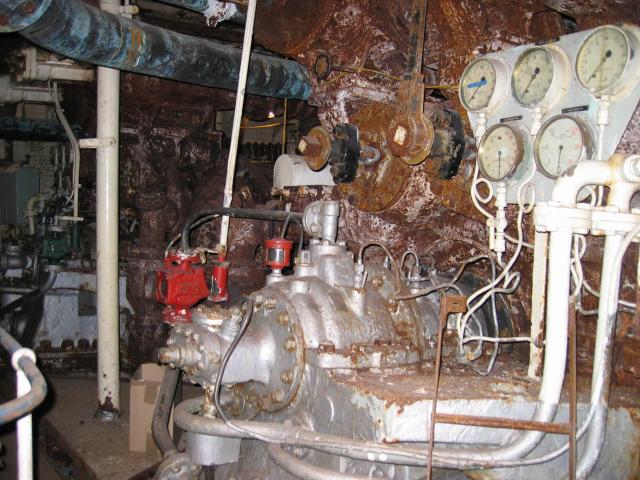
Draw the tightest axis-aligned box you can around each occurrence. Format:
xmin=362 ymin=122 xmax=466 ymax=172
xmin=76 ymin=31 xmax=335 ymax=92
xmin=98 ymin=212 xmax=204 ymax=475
xmin=211 ymin=254 xmax=230 ymax=303
xmin=156 ymin=251 xmax=209 ymax=323
xmin=264 ymin=238 xmax=293 ymax=271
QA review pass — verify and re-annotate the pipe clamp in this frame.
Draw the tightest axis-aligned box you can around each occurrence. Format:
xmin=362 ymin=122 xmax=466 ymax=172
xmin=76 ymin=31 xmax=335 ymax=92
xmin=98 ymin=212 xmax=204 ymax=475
xmin=534 ymin=202 xmax=591 ymax=234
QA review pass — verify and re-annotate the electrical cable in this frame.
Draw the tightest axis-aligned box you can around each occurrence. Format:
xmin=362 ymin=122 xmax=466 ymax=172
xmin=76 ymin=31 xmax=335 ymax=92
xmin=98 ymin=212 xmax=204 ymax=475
xmin=212 ymin=297 xmax=272 ymax=442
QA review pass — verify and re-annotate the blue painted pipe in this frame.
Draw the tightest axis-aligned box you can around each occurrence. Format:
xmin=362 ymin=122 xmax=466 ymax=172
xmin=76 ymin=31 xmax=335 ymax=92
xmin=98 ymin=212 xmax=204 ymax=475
xmin=0 ymin=0 xmax=312 ymax=100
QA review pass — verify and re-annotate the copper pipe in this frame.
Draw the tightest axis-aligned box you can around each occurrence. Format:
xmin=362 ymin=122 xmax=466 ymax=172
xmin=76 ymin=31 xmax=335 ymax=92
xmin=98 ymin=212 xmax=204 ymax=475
xmin=433 ymin=413 xmax=570 ymax=435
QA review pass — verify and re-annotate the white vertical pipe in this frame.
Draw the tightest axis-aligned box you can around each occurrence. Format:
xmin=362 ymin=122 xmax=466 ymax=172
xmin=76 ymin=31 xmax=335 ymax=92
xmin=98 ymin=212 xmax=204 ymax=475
xmin=527 ymin=230 xmax=548 ymax=380
xmin=16 ymin=369 xmax=33 ymax=480
xmin=96 ymin=0 xmax=121 ymax=416
xmin=12 ymin=348 xmax=37 ymax=480
xmin=218 ymin=0 xmax=257 ymax=249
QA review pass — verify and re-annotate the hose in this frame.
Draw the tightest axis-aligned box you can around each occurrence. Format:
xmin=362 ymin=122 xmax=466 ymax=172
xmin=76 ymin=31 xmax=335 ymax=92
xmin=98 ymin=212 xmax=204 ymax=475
xmin=0 ymin=269 xmax=57 ymax=317
xmin=152 ymin=367 xmax=181 ymax=457
xmin=180 ymin=208 xmax=302 ymax=250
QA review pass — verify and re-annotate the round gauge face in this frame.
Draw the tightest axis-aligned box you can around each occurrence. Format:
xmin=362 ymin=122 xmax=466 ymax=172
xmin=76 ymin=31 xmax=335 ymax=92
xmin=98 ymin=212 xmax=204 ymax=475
xmin=535 ymin=115 xmax=591 ymax=178
xmin=478 ymin=124 xmax=524 ymax=181
xmin=511 ymin=47 xmax=555 ymax=106
xmin=576 ymin=26 xmax=630 ymax=94
xmin=459 ymin=58 xmax=498 ymax=111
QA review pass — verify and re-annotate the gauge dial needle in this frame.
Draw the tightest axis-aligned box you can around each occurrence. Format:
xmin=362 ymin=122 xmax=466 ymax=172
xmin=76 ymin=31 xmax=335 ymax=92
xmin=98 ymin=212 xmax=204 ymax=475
xmin=497 ymin=150 xmax=502 ymax=177
xmin=520 ymin=67 xmax=540 ymax=97
xmin=556 ymin=145 xmax=563 ymax=176
xmin=588 ymin=49 xmax=612 ymax=80
xmin=467 ymin=77 xmax=487 ymax=102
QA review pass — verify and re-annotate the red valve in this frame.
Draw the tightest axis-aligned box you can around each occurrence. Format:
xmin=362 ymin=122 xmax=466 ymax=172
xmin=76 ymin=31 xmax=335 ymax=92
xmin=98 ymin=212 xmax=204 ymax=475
xmin=156 ymin=250 xmax=209 ymax=323
xmin=211 ymin=253 xmax=230 ymax=303
xmin=264 ymin=238 xmax=293 ymax=271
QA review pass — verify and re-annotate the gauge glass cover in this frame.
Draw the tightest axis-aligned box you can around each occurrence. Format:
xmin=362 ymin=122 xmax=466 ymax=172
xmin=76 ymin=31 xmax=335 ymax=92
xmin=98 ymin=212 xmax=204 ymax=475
xmin=576 ymin=26 xmax=630 ymax=94
xmin=460 ymin=58 xmax=498 ymax=111
xmin=535 ymin=115 xmax=590 ymax=178
xmin=511 ymin=47 xmax=555 ymax=106
xmin=478 ymin=124 xmax=524 ymax=181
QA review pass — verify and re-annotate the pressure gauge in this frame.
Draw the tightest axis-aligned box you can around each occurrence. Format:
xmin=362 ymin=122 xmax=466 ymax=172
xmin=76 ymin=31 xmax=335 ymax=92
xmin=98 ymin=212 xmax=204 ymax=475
xmin=534 ymin=115 xmax=593 ymax=179
xmin=575 ymin=25 xmax=639 ymax=96
xmin=459 ymin=57 xmax=508 ymax=113
xmin=477 ymin=124 xmax=525 ymax=182
xmin=511 ymin=46 xmax=569 ymax=108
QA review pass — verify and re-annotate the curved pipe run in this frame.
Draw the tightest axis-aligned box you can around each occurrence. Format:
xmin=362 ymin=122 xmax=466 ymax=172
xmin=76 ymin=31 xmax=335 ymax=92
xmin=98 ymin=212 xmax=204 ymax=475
xmin=268 ymin=444 xmax=374 ymax=480
xmin=0 ymin=269 xmax=57 ymax=317
xmin=0 ymin=327 xmax=47 ymax=425
xmin=0 ymin=0 xmax=311 ymax=100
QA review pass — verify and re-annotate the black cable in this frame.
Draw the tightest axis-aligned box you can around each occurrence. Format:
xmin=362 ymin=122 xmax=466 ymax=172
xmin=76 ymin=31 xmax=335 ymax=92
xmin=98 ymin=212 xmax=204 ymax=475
xmin=180 ymin=208 xmax=301 ymax=250
xmin=214 ymin=297 xmax=254 ymax=423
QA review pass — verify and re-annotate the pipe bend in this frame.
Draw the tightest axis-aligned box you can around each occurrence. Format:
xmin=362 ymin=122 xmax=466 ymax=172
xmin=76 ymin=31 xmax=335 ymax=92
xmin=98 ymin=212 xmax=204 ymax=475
xmin=268 ymin=444 xmax=375 ymax=480
xmin=0 ymin=328 xmax=47 ymax=425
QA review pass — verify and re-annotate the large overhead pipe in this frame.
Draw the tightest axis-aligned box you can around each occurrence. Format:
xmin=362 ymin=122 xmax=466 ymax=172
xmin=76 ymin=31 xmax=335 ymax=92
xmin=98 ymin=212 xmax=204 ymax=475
xmin=0 ymin=0 xmax=311 ymax=100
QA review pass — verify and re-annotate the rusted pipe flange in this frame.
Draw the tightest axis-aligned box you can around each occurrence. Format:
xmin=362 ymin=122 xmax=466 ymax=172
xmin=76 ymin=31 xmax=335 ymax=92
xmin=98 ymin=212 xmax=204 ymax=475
xmin=299 ymin=125 xmax=331 ymax=171
xmin=386 ymin=111 xmax=434 ymax=166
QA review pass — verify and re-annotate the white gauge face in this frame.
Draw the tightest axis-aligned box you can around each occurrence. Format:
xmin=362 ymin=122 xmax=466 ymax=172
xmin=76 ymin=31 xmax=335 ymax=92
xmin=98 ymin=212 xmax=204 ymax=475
xmin=576 ymin=26 xmax=630 ymax=94
xmin=535 ymin=116 xmax=591 ymax=179
xmin=511 ymin=47 xmax=555 ymax=106
xmin=478 ymin=124 xmax=524 ymax=181
xmin=460 ymin=58 xmax=497 ymax=111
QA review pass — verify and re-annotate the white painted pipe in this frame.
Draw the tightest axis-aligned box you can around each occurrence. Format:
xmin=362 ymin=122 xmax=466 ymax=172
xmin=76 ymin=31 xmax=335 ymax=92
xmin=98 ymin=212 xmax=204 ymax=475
xmin=96 ymin=0 xmax=121 ymax=417
xmin=430 ymin=160 xmax=605 ymax=468
xmin=218 ymin=0 xmax=258 ymax=250
xmin=575 ymin=155 xmax=640 ymax=479
xmin=527 ymin=231 xmax=548 ymax=379
xmin=13 ymin=348 xmax=37 ymax=480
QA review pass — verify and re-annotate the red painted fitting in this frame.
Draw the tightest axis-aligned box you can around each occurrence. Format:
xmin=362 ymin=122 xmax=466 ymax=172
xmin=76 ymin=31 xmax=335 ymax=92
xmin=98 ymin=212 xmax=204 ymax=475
xmin=211 ymin=254 xmax=230 ymax=303
xmin=264 ymin=238 xmax=293 ymax=271
xmin=156 ymin=250 xmax=209 ymax=323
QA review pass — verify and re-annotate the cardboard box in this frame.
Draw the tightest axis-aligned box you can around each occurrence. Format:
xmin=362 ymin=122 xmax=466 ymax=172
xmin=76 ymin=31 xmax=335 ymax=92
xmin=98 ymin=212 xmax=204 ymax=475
xmin=129 ymin=363 xmax=173 ymax=455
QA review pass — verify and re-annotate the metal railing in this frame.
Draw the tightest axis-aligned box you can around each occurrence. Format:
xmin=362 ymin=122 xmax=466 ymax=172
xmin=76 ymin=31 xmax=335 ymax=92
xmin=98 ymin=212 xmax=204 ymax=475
xmin=0 ymin=327 xmax=47 ymax=480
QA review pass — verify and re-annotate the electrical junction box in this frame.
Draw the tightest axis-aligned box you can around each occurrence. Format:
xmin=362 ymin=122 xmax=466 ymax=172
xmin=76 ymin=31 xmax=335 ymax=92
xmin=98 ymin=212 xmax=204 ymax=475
xmin=0 ymin=167 xmax=40 ymax=224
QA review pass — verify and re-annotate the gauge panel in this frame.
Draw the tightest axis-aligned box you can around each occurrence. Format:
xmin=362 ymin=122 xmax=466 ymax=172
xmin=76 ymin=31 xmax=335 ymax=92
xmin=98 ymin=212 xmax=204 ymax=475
xmin=478 ymin=124 xmax=525 ymax=182
xmin=459 ymin=23 xmax=640 ymax=204
xmin=534 ymin=115 xmax=593 ymax=179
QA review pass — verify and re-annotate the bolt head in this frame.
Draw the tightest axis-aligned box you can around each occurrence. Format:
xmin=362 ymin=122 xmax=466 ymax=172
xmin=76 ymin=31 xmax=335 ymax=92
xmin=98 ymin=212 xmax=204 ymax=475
xmin=280 ymin=370 xmax=293 ymax=384
xmin=277 ymin=312 xmax=289 ymax=325
xmin=283 ymin=337 xmax=296 ymax=352
xmin=271 ymin=389 xmax=284 ymax=402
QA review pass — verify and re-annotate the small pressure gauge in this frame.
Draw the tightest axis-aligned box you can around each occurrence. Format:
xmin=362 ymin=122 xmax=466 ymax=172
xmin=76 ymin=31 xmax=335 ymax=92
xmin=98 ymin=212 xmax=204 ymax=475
xmin=511 ymin=46 xmax=569 ymax=108
xmin=478 ymin=124 xmax=525 ymax=182
xmin=575 ymin=25 xmax=640 ymax=96
xmin=534 ymin=115 xmax=593 ymax=179
xmin=459 ymin=57 xmax=508 ymax=113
